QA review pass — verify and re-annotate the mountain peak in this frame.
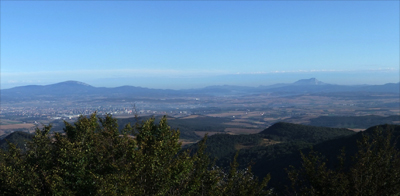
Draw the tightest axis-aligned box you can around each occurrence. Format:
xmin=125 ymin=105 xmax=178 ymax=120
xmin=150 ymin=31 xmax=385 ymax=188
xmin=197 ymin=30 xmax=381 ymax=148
xmin=293 ymin=78 xmax=325 ymax=85
xmin=53 ymin=81 xmax=92 ymax=87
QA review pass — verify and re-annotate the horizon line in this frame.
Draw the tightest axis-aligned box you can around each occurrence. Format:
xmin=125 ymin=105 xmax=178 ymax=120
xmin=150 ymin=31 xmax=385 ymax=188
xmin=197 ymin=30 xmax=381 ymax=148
xmin=2 ymin=78 xmax=400 ymax=91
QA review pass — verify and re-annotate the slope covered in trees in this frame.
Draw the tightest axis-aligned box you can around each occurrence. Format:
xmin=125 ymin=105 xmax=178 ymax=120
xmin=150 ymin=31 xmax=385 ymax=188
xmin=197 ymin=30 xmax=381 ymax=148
xmin=0 ymin=131 xmax=33 ymax=151
xmin=192 ymin=122 xmax=355 ymax=163
xmin=0 ymin=113 xmax=269 ymax=196
xmin=196 ymin=122 xmax=356 ymax=189
xmin=211 ymin=124 xmax=400 ymax=193
xmin=1 ymin=115 xmax=399 ymax=195
xmin=287 ymin=124 xmax=400 ymax=195
xmin=259 ymin=122 xmax=354 ymax=143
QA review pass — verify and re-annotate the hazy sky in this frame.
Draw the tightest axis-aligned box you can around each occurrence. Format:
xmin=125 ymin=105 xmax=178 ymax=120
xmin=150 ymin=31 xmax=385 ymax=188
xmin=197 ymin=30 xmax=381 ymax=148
xmin=1 ymin=1 xmax=399 ymax=89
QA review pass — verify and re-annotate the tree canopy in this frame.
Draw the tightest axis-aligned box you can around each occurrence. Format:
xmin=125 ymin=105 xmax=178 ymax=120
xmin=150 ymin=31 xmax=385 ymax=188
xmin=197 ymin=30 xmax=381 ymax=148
xmin=287 ymin=126 xmax=400 ymax=196
xmin=0 ymin=113 xmax=269 ymax=196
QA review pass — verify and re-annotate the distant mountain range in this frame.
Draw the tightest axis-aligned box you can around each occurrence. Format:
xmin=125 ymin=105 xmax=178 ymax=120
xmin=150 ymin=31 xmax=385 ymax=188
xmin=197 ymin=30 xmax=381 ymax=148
xmin=1 ymin=78 xmax=399 ymax=101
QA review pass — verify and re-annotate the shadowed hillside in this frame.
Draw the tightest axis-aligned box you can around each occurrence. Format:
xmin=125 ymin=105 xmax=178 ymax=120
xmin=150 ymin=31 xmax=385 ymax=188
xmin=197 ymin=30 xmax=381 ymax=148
xmin=0 ymin=131 xmax=33 ymax=151
xmin=190 ymin=122 xmax=356 ymax=171
xmin=259 ymin=122 xmax=354 ymax=143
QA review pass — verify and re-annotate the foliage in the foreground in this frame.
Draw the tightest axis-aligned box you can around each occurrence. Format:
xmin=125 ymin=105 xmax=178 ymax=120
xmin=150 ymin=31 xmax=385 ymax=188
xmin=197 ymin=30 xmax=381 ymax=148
xmin=287 ymin=126 xmax=400 ymax=196
xmin=0 ymin=113 xmax=269 ymax=196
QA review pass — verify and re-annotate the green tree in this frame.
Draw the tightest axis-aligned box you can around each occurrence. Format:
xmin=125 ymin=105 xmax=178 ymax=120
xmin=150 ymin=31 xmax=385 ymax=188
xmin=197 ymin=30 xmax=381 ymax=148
xmin=0 ymin=113 xmax=270 ymax=196
xmin=287 ymin=127 xmax=400 ymax=196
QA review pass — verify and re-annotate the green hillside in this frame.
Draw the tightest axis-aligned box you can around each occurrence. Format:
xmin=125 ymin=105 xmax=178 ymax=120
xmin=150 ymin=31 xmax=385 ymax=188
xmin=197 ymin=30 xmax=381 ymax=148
xmin=0 ymin=131 xmax=33 ymax=151
xmin=259 ymin=122 xmax=355 ymax=143
xmin=0 ymin=114 xmax=270 ymax=196
xmin=233 ymin=124 xmax=400 ymax=190
xmin=1 ymin=115 xmax=399 ymax=195
xmin=189 ymin=122 xmax=356 ymax=180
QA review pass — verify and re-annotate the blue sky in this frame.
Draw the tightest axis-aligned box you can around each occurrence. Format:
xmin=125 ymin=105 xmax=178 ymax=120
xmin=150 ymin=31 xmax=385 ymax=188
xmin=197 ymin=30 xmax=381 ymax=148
xmin=1 ymin=1 xmax=399 ymax=89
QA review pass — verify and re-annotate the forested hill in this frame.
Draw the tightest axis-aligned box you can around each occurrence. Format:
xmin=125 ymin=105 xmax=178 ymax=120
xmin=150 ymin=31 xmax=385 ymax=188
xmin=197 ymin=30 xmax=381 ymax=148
xmin=192 ymin=122 xmax=355 ymax=162
xmin=0 ymin=131 xmax=33 ymax=150
xmin=310 ymin=123 xmax=400 ymax=166
xmin=248 ymin=124 xmax=400 ymax=189
xmin=1 ymin=119 xmax=400 ymax=194
xmin=190 ymin=122 xmax=359 ymax=189
xmin=259 ymin=122 xmax=354 ymax=143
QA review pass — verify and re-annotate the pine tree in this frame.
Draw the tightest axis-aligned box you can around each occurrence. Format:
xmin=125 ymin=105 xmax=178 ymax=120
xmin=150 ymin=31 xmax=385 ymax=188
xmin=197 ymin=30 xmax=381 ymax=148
xmin=0 ymin=113 xmax=270 ymax=196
